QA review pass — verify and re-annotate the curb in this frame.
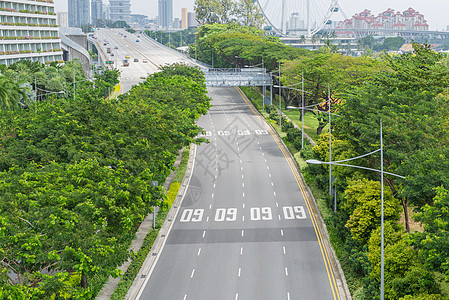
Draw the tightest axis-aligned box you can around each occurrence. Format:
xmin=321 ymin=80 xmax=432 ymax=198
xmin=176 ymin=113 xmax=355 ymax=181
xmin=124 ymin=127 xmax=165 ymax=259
xmin=236 ymin=87 xmax=352 ymax=300
xmin=125 ymin=144 xmax=197 ymax=300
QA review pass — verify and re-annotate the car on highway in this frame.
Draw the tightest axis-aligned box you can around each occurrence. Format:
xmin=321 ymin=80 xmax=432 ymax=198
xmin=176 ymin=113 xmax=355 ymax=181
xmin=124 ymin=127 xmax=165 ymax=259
xmin=143 ymin=59 xmax=148 ymax=63
xmin=114 ymin=46 xmax=118 ymax=49
xmin=136 ymin=39 xmax=140 ymax=42
xmin=125 ymin=55 xmax=130 ymax=59
xmin=134 ymin=58 xmax=139 ymax=62
xmin=110 ymin=53 xmax=114 ymax=56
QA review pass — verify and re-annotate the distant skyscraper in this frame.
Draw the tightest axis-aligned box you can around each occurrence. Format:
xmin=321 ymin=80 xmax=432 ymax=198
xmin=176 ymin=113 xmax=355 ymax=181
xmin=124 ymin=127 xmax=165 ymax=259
xmin=158 ymin=0 xmax=173 ymax=29
xmin=91 ymin=0 xmax=103 ymax=26
xmin=187 ymin=12 xmax=199 ymax=28
xmin=109 ymin=0 xmax=131 ymax=23
xmin=181 ymin=8 xmax=188 ymax=30
xmin=68 ymin=0 xmax=90 ymax=27
xmin=57 ymin=12 xmax=69 ymax=27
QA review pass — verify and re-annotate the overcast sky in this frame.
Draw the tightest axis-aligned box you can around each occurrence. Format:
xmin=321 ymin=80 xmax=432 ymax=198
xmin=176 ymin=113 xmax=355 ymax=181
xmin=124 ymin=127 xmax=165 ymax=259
xmin=55 ymin=0 xmax=449 ymax=30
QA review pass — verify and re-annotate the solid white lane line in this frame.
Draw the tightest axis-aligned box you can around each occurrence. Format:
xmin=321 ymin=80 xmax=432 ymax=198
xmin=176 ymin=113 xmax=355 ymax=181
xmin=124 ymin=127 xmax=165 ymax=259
xmin=209 ymin=204 xmax=212 ymax=209
xmin=191 ymin=269 xmax=195 ymax=278
xmin=240 ymin=247 xmax=243 ymax=255
xmin=285 ymin=267 xmax=288 ymax=276
xmin=202 ymin=231 xmax=206 ymax=237
xmin=197 ymin=248 xmax=201 ymax=256
xmin=276 ymin=202 xmax=279 ymax=207
xmin=238 ymin=268 xmax=241 ymax=277
xmin=283 ymin=246 xmax=286 ymax=254
xmin=281 ymin=229 xmax=284 ymax=236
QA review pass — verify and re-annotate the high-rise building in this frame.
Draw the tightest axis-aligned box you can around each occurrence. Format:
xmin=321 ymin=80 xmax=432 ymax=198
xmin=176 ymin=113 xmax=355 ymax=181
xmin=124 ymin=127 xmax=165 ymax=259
xmin=109 ymin=0 xmax=131 ymax=24
xmin=0 ymin=0 xmax=63 ymax=65
xmin=68 ymin=0 xmax=90 ymax=27
xmin=187 ymin=12 xmax=199 ymax=28
xmin=158 ymin=0 xmax=172 ymax=29
xmin=181 ymin=8 xmax=188 ymax=30
xmin=91 ymin=0 xmax=103 ymax=26
xmin=57 ymin=12 xmax=69 ymax=27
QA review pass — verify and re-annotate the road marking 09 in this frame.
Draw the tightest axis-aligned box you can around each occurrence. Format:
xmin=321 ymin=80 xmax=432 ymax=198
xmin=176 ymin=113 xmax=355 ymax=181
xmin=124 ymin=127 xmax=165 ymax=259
xmin=180 ymin=209 xmax=204 ymax=222
xmin=214 ymin=208 xmax=237 ymax=221
xmin=283 ymin=206 xmax=307 ymax=220
xmin=250 ymin=207 xmax=272 ymax=221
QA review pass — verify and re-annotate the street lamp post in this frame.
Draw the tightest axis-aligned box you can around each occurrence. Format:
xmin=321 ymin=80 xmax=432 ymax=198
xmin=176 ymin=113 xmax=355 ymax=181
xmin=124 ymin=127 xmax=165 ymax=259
xmin=306 ymin=120 xmax=404 ymax=300
xmin=150 ymin=180 xmax=159 ymax=229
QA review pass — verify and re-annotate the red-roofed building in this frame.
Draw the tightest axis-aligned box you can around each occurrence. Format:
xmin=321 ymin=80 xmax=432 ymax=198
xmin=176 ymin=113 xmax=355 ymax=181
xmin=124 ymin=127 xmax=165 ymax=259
xmin=337 ymin=7 xmax=429 ymax=31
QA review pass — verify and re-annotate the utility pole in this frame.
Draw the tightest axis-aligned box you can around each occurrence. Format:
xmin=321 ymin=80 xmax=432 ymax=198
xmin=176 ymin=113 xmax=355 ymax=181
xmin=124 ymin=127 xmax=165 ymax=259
xmin=279 ymin=61 xmax=282 ymax=129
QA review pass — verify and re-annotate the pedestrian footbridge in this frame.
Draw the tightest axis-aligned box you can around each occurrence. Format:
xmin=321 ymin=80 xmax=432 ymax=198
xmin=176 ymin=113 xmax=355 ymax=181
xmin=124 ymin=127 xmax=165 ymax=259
xmin=203 ymin=68 xmax=273 ymax=87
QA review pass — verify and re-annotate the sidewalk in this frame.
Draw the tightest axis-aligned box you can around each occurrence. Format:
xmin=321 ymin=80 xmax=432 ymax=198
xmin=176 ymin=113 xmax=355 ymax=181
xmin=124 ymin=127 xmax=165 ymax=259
xmin=96 ymin=148 xmax=185 ymax=300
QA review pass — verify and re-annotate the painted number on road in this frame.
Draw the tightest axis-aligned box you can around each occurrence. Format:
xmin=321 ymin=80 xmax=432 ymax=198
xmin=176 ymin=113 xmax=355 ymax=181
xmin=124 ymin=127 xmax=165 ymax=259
xmin=250 ymin=207 xmax=272 ymax=221
xmin=214 ymin=208 xmax=237 ymax=222
xmin=282 ymin=206 xmax=307 ymax=220
xmin=237 ymin=130 xmax=251 ymax=136
xmin=254 ymin=130 xmax=269 ymax=135
xmin=180 ymin=209 xmax=204 ymax=222
xmin=218 ymin=131 xmax=230 ymax=136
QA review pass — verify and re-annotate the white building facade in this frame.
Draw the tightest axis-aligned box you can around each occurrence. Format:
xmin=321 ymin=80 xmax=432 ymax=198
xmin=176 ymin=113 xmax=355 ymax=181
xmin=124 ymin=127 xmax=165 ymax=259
xmin=0 ymin=0 xmax=63 ymax=65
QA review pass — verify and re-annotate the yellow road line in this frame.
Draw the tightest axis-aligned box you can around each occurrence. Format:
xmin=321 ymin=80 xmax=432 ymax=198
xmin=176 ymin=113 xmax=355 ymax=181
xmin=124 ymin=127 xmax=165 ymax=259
xmin=235 ymin=87 xmax=340 ymax=300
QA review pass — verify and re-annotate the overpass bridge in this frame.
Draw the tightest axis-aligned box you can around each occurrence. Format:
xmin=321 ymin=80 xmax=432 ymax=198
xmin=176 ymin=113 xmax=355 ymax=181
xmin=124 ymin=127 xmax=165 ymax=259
xmin=326 ymin=28 xmax=449 ymax=41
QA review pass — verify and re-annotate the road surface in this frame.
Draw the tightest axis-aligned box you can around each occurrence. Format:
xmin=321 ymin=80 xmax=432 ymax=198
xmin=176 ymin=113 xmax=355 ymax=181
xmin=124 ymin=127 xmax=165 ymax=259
xmin=136 ymin=87 xmax=340 ymax=299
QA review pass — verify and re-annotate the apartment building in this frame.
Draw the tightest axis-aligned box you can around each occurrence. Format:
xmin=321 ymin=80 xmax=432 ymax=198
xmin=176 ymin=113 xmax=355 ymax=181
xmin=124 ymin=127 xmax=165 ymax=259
xmin=0 ymin=0 xmax=62 ymax=65
xmin=109 ymin=0 xmax=131 ymax=23
xmin=338 ymin=7 xmax=429 ymax=32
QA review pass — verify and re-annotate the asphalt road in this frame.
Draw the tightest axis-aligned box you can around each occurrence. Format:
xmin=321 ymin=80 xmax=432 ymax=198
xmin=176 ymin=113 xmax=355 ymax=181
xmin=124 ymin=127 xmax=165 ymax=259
xmin=91 ymin=31 xmax=341 ymax=299
xmin=137 ymin=87 xmax=340 ymax=299
xmin=93 ymin=29 xmax=193 ymax=92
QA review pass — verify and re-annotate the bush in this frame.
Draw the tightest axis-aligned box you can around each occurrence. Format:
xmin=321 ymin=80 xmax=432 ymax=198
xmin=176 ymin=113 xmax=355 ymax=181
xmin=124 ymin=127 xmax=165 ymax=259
xmin=286 ymin=128 xmax=301 ymax=142
xmin=282 ymin=120 xmax=294 ymax=132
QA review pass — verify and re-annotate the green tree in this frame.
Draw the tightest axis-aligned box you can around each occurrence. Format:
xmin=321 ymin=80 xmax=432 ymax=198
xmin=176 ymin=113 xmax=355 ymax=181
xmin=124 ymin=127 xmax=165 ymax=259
xmin=413 ymin=187 xmax=449 ymax=280
xmin=0 ymin=75 xmax=29 ymax=110
xmin=343 ymin=178 xmax=400 ymax=244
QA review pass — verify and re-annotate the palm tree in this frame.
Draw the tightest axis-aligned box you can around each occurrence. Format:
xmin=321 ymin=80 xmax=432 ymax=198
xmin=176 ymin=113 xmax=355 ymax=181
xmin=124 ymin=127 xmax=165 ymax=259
xmin=0 ymin=75 xmax=30 ymax=110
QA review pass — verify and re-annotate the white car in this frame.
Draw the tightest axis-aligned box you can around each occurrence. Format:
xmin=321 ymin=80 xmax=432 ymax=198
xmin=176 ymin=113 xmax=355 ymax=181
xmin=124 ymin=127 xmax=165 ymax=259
xmin=143 ymin=59 xmax=148 ymax=63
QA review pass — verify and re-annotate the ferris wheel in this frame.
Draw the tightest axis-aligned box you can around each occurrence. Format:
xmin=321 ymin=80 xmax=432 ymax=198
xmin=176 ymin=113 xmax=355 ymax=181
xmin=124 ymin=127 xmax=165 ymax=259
xmin=256 ymin=0 xmax=339 ymax=36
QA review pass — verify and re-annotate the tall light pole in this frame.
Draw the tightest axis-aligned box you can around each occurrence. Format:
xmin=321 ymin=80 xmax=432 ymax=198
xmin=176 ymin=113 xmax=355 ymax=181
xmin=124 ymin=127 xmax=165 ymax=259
xmin=306 ymin=120 xmax=404 ymax=300
xmin=279 ymin=61 xmax=282 ymax=130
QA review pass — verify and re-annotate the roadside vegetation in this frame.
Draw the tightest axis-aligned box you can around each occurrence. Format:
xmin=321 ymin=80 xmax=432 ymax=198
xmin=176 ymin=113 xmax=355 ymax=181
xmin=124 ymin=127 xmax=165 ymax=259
xmin=0 ymin=61 xmax=210 ymax=298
